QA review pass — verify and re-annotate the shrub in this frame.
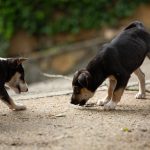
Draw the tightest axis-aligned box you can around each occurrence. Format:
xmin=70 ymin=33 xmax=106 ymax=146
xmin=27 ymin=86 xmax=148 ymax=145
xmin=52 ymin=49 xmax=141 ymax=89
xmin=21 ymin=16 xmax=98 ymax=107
xmin=0 ymin=0 xmax=150 ymax=41
xmin=1 ymin=0 xmax=149 ymax=56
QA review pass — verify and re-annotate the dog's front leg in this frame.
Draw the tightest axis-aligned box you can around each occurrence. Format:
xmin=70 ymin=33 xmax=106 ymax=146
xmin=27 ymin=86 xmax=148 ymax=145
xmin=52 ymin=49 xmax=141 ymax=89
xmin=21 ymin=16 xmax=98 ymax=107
xmin=97 ymin=77 xmax=117 ymax=106
xmin=104 ymin=88 xmax=124 ymax=110
xmin=134 ymin=68 xmax=145 ymax=99
xmin=104 ymin=76 xmax=129 ymax=110
xmin=0 ymin=85 xmax=26 ymax=111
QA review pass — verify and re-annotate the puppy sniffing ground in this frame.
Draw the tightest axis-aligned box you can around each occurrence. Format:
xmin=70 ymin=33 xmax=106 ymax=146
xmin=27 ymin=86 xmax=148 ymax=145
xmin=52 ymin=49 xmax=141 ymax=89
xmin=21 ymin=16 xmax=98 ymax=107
xmin=71 ymin=21 xmax=150 ymax=110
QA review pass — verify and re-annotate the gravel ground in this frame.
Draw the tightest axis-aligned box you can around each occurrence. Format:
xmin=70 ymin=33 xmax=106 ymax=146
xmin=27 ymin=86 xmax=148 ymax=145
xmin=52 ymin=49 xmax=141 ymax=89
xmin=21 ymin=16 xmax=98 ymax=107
xmin=0 ymin=90 xmax=150 ymax=150
xmin=0 ymin=58 xmax=150 ymax=150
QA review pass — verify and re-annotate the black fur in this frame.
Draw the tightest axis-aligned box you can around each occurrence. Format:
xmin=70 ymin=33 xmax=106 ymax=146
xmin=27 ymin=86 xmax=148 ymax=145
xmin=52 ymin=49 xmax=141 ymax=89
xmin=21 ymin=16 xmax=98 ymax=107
xmin=0 ymin=58 xmax=27 ymax=108
xmin=71 ymin=21 xmax=150 ymax=105
xmin=0 ymin=58 xmax=25 ymax=83
xmin=86 ymin=21 xmax=150 ymax=91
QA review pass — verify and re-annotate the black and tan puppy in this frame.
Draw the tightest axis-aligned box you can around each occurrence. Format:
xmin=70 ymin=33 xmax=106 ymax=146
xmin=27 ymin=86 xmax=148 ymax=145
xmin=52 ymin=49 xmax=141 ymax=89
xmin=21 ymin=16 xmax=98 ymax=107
xmin=0 ymin=57 xmax=28 ymax=111
xmin=71 ymin=21 xmax=150 ymax=110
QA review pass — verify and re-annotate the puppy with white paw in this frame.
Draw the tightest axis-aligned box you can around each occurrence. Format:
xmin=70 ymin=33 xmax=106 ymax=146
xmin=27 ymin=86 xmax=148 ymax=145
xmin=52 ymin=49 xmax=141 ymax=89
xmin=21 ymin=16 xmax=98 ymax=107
xmin=0 ymin=57 xmax=28 ymax=111
xmin=71 ymin=21 xmax=150 ymax=110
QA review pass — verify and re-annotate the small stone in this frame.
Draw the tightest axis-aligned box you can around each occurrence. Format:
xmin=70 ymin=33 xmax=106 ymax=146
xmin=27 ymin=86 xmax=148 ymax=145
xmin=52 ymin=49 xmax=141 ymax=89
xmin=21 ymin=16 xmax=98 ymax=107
xmin=11 ymin=142 xmax=18 ymax=146
xmin=2 ymin=114 xmax=7 ymax=116
xmin=140 ymin=128 xmax=147 ymax=132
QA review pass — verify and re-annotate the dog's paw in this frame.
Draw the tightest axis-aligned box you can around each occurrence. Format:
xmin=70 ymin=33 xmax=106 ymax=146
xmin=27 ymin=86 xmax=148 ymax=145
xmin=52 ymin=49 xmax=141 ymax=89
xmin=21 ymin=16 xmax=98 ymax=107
xmin=97 ymin=100 xmax=109 ymax=106
xmin=97 ymin=98 xmax=110 ymax=106
xmin=97 ymin=100 xmax=105 ymax=106
xmin=11 ymin=104 xmax=27 ymax=111
xmin=135 ymin=92 xmax=145 ymax=99
xmin=104 ymin=100 xmax=117 ymax=110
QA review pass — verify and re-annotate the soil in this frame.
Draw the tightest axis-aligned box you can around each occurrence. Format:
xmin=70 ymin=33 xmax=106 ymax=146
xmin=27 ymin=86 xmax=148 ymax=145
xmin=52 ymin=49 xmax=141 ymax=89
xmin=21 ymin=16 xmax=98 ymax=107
xmin=0 ymin=90 xmax=150 ymax=150
xmin=0 ymin=58 xmax=150 ymax=150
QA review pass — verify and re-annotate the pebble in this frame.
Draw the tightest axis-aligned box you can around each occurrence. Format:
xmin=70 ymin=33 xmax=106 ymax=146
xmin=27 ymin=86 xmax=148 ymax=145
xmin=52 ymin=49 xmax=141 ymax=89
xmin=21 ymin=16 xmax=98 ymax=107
xmin=139 ymin=128 xmax=148 ymax=132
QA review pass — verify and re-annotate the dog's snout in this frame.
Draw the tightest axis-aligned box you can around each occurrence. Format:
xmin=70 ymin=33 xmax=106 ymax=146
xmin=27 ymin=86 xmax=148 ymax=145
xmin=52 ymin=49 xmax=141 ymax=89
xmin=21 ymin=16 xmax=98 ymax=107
xmin=71 ymin=95 xmax=87 ymax=106
xmin=70 ymin=100 xmax=78 ymax=105
xmin=71 ymin=95 xmax=79 ymax=105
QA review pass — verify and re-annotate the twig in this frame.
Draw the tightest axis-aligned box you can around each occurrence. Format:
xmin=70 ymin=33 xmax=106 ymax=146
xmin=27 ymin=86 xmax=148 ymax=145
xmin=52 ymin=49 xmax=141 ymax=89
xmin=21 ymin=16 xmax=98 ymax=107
xmin=43 ymin=73 xmax=72 ymax=80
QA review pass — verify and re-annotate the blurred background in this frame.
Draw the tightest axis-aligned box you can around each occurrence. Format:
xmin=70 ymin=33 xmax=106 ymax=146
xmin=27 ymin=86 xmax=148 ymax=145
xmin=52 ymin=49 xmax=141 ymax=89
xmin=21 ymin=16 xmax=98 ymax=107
xmin=0 ymin=0 xmax=150 ymax=84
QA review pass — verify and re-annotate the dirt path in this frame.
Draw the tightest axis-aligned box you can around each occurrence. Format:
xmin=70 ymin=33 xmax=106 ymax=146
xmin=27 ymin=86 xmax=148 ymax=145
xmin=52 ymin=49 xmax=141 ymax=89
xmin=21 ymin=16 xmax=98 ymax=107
xmin=0 ymin=58 xmax=150 ymax=150
xmin=0 ymin=89 xmax=150 ymax=150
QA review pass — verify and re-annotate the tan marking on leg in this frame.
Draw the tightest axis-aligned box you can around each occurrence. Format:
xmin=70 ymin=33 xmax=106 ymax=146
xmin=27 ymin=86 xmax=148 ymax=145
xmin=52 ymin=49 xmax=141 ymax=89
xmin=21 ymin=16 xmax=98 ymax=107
xmin=107 ymin=76 xmax=117 ymax=100
xmin=97 ymin=75 xmax=117 ymax=106
xmin=104 ymin=88 xmax=124 ymax=110
xmin=112 ymin=88 xmax=124 ymax=102
xmin=134 ymin=68 xmax=145 ymax=99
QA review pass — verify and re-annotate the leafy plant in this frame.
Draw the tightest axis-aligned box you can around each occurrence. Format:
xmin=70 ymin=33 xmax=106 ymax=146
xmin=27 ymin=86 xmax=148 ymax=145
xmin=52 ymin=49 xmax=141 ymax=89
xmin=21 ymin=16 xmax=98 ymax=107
xmin=0 ymin=0 xmax=149 ymax=40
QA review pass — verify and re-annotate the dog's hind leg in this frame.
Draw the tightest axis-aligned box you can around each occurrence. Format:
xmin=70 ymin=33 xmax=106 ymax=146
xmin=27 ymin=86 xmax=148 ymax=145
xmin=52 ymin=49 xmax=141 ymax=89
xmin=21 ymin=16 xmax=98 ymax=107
xmin=97 ymin=76 xmax=117 ymax=106
xmin=134 ymin=68 xmax=145 ymax=99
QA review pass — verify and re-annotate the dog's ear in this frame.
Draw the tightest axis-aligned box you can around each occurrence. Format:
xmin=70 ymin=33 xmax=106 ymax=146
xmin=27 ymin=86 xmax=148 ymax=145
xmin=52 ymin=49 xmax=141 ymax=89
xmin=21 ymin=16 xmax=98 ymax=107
xmin=124 ymin=21 xmax=144 ymax=30
xmin=15 ymin=58 xmax=28 ymax=65
xmin=74 ymin=71 xmax=79 ymax=78
xmin=72 ymin=70 xmax=80 ymax=85
xmin=8 ymin=57 xmax=28 ymax=67
xmin=78 ymin=71 xmax=91 ymax=88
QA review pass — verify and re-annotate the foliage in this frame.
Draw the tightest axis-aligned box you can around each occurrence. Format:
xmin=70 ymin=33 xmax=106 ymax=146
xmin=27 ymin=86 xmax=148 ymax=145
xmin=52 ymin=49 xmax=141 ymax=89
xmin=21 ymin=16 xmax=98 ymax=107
xmin=0 ymin=37 xmax=9 ymax=56
xmin=0 ymin=0 xmax=150 ymax=40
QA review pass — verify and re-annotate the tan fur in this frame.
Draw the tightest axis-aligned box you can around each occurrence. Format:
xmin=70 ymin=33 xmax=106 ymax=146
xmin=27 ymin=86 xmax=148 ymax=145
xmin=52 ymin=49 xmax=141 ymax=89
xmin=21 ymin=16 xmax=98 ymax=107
xmin=72 ymin=87 xmax=94 ymax=103
xmin=97 ymin=75 xmax=117 ymax=106
xmin=104 ymin=88 xmax=124 ymax=110
xmin=80 ymin=88 xmax=94 ymax=98
xmin=6 ymin=72 xmax=20 ymax=86
xmin=134 ymin=68 xmax=145 ymax=98
xmin=107 ymin=76 xmax=117 ymax=99
xmin=6 ymin=72 xmax=28 ymax=94
xmin=112 ymin=88 xmax=124 ymax=103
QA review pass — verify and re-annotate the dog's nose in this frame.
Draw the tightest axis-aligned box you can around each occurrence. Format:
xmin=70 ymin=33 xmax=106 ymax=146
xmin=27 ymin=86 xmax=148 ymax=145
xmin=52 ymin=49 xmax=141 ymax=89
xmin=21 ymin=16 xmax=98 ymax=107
xmin=25 ymin=88 xmax=28 ymax=92
xmin=70 ymin=100 xmax=78 ymax=105
xmin=79 ymin=100 xmax=86 ymax=106
xmin=71 ymin=94 xmax=80 ymax=105
xmin=70 ymin=96 xmax=79 ymax=105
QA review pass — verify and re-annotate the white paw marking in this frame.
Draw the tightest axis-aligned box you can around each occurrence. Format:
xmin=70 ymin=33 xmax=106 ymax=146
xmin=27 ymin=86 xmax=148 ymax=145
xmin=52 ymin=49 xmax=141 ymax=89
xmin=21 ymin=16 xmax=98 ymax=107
xmin=11 ymin=104 xmax=27 ymax=111
xmin=135 ymin=93 xmax=145 ymax=99
xmin=97 ymin=98 xmax=110 ymax=106
xmin=104 ymin=100 xmax=117 ymax=110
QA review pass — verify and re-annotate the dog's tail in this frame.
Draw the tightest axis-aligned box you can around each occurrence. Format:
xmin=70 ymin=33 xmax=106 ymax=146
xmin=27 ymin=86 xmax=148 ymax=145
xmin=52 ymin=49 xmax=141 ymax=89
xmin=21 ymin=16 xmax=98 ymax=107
xmin=124 ymin=21 xmax=145 ymax=31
